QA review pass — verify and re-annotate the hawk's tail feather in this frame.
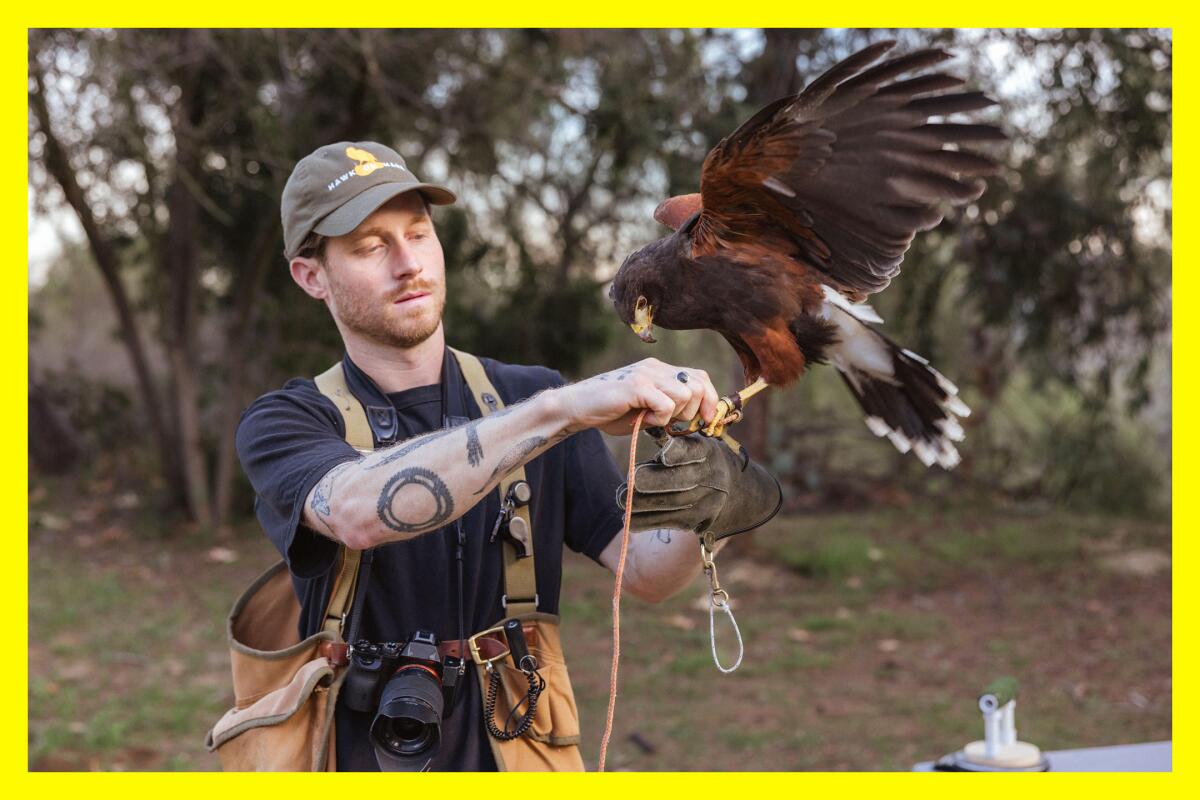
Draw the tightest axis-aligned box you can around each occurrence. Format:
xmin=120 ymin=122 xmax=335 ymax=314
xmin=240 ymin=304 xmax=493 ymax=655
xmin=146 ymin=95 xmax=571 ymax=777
xmin=830 ymin=325 xmax=969 ymax=470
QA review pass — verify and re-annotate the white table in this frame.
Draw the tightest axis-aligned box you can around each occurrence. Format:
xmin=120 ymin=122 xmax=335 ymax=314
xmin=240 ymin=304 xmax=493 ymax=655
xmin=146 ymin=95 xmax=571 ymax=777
xmin=913 ymin=740 xmax=1171 ymax=772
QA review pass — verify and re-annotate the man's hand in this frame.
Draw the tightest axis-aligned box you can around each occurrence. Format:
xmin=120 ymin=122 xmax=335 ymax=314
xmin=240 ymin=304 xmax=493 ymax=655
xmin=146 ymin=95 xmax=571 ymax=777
xmin=555 ymin=358 xmax=720 ymax=436
xmin=617 ymin=434 xmax=783 ymax=542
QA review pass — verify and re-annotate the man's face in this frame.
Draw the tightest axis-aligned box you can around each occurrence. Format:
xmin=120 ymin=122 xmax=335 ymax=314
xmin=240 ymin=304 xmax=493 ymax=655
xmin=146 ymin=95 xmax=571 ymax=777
xmin=320 ymin=192 xmax=447 ymax=349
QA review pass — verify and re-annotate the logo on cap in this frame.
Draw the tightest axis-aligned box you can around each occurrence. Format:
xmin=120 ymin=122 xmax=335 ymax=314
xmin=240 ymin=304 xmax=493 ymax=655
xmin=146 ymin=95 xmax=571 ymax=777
xmin=325 ymin=146 xmax=411 ymax=192
xmin=346 ymin=146 xmax=383 ymax=177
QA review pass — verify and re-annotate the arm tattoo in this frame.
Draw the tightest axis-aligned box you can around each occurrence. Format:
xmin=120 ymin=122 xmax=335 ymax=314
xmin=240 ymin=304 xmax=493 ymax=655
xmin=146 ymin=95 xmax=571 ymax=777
xmin=466 ymin=420 xmax=484 ymax=467
xmin=473 ymin=435 xmax=548 ymax=495
xmin=310 ymin=461 xmax=356 ymax=536
xmin=655 ymin=529 xmax=672 ymax=544
xmin=365 ymin=426 xmax=456 ymax=470
xmin=377 ymin=467 xmax=455 ymax=534
xmin=367 ymin=413 xmax=500 ymax=473
xmin=484 ymin=404 xmax=517 ymax=421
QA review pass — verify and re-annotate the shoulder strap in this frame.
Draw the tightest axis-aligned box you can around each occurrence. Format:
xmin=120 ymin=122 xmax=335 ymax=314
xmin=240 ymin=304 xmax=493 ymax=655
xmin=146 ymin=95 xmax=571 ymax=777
xmin=313 ymin=361 xmax=371 ymax=635
xmin=314 ymin=362 xmax=374 ymax=453
xmin=449 ymin=347 xmax=539 ymax=617
xmin=320 ymin=545 xmax=363 ymax=636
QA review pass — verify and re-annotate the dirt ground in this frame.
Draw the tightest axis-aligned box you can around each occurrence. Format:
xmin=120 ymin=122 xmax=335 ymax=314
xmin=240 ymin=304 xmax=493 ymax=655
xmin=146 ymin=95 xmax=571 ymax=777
xmin=28 ymin=477 xmax=1171 ymax=771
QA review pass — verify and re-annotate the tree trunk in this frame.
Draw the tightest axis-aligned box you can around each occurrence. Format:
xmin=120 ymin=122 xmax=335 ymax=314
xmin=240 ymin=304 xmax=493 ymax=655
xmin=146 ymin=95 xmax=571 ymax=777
xmin=28 ymin=380 xmax=82 ymax=474
xmin=29 ymin=63 xmax=178 ymax=492
xmin=747 ymin=29 xmax=811 ymax=104
xmin=162 ymin=170 xmax=211 ymax=524
xmin=211 ymin=217 xmax=279 ymax=523
xmin=162 ymin=34 xmax=213 ymax=526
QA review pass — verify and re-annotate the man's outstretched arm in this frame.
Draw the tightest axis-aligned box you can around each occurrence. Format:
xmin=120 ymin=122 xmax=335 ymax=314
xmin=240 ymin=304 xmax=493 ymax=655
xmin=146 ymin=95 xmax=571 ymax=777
xmin=302 ymin=358 xmax=721 ymax=550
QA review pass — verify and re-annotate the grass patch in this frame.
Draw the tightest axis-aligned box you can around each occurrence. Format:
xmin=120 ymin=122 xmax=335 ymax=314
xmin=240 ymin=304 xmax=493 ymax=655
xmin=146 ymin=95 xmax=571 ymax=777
xmin=744 ymin=649 xmax=835 ymax=677
xmin=767 ymin=533 xmax=876 ymax=580
xmin=860 ymin=610 xmax=943 ymax=640
xmin=799 ymin=615 xmax=847 ymax=632
xmin=28 ymin=486 xmax=1171 ymax=771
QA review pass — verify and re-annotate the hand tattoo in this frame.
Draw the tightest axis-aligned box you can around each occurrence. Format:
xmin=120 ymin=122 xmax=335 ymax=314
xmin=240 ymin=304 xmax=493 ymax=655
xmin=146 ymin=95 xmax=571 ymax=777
xmin=377 ymin=467 xmax=455 ymax=534
xmin=595 ymin=367 xmax=633 ymax=382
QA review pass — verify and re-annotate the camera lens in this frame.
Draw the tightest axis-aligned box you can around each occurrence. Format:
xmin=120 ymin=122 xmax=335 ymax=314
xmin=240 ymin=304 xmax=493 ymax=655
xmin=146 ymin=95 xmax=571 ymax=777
xmin=370 ymin=665 xmax=445 ymax=771
xmin=376 ymin=715 xmax=436 ymax=755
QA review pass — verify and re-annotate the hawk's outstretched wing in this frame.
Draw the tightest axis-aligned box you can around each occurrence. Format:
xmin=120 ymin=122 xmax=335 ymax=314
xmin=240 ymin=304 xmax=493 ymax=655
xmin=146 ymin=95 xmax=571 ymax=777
xmin=685 ymin=40 xmax=1005 ymax=301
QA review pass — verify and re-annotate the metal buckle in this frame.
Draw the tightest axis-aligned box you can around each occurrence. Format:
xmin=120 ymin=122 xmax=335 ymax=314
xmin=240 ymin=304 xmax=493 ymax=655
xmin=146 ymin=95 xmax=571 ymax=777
xmin=500 ymin=593 xmax=539 ymax=609
xmin=467 ymin=625 xmax=510 ymax=668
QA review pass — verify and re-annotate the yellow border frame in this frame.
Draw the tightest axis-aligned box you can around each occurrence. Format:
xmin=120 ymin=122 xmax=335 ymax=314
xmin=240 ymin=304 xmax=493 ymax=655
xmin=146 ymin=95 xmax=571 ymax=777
xmin=14 ymin=9 xmax=1181 ymax=796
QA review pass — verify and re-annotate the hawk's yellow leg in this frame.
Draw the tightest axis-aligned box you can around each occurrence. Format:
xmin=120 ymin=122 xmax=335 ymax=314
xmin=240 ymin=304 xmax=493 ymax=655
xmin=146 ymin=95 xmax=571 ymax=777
xmin=664 ymin=377 xmax=771 ymax=438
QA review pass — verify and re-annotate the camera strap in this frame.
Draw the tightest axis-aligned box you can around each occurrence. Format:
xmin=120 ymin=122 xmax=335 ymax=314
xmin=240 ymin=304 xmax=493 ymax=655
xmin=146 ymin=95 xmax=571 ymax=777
xmin=343 ymin=547 xmax=375 ymax=646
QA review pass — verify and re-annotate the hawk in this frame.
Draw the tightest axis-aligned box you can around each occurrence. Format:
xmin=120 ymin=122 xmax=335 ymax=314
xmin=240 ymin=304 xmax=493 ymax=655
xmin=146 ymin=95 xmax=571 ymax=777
xmin=609 ymin=40 xmax=1004 ymax=468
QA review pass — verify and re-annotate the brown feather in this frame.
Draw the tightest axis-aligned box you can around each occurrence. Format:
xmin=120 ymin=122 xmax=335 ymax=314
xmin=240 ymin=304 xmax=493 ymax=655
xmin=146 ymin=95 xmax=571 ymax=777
xmin=687 ymin=41 xmax=1004 ymax=300
xmin=741 ymin=320 xmax=807 ymax=386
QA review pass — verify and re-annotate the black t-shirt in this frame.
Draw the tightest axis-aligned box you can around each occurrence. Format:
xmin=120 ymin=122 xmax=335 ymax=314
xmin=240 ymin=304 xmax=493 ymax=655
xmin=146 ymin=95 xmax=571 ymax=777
xmin=234 ymin=351 xmax=626 ymax=771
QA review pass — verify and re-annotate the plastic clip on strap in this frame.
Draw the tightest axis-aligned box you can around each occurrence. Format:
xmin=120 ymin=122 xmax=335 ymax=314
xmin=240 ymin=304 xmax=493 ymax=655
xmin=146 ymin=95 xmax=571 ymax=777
xmin=701 ymin=539 xmax=744 ymax=674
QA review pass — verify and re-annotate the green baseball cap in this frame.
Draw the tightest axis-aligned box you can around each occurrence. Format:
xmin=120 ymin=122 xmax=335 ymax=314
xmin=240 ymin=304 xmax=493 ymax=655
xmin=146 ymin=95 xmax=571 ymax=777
xmin=281 ymin=141 xmax=456 ymax=259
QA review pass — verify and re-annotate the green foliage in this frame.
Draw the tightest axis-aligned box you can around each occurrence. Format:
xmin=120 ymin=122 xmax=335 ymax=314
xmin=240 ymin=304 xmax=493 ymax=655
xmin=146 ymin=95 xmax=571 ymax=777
xmin=961 ymin=29 xmax=1171 ymax=408
xmin=39 ymin=373 xmax=136 ymax=452
xmin=1027 ymin=396 xmax=1167 ymax=515
xmin=978 ymin=373 xmax=1168 ymax=515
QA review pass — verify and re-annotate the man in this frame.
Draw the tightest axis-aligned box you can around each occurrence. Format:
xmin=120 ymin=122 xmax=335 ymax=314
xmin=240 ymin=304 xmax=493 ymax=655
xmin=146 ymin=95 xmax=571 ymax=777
xmin=235 ymin=141 xmax=781 ymax=771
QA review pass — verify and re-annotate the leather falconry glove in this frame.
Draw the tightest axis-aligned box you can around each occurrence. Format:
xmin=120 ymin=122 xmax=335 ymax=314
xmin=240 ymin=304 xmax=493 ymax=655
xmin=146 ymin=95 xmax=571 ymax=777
xmin=616 ymin=433 xmax=783 ymax=542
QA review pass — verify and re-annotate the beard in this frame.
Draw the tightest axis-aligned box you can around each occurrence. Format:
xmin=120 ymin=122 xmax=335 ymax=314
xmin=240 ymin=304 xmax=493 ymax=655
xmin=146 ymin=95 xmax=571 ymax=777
xmin=327 ymin=278 xmax=446 ymax=349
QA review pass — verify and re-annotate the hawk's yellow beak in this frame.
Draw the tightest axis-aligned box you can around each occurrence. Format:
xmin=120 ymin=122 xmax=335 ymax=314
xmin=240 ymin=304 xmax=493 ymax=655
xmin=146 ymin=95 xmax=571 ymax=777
xmin=631 ymin=300 xmax=656 ymax=344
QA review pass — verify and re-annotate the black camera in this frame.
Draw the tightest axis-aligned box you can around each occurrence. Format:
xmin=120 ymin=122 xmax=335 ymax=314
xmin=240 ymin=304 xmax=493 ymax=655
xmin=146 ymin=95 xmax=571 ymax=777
xmin=342 ymin=630 xmax=463 ymax=771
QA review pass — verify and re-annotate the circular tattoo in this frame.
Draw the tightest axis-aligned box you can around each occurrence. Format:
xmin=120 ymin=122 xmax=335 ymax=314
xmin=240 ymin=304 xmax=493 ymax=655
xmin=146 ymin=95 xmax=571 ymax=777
xmin=377 ymin=467 xmax=454 ymax=534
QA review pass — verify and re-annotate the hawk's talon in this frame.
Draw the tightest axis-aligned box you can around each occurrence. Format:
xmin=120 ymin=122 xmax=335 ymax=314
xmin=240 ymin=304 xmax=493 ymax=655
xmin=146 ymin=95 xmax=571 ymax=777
xmin=702 ymin=398 xmax=734 ymax=438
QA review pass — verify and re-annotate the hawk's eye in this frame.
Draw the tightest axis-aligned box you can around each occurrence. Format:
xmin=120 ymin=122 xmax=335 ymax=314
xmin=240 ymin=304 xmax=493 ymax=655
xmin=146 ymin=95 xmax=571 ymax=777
xmin=635 ymin=296 xmax=648 ymax=311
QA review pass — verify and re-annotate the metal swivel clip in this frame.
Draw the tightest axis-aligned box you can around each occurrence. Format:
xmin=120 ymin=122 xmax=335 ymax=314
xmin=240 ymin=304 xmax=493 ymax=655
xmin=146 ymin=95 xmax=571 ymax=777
xmin=489 ymin=479 xmax=533 ymax=559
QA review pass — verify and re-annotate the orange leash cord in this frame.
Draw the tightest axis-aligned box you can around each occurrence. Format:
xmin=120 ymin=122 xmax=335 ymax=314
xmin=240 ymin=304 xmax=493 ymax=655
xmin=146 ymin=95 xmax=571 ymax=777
xmin=597 ymin=409 xmax=647 ymax=772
